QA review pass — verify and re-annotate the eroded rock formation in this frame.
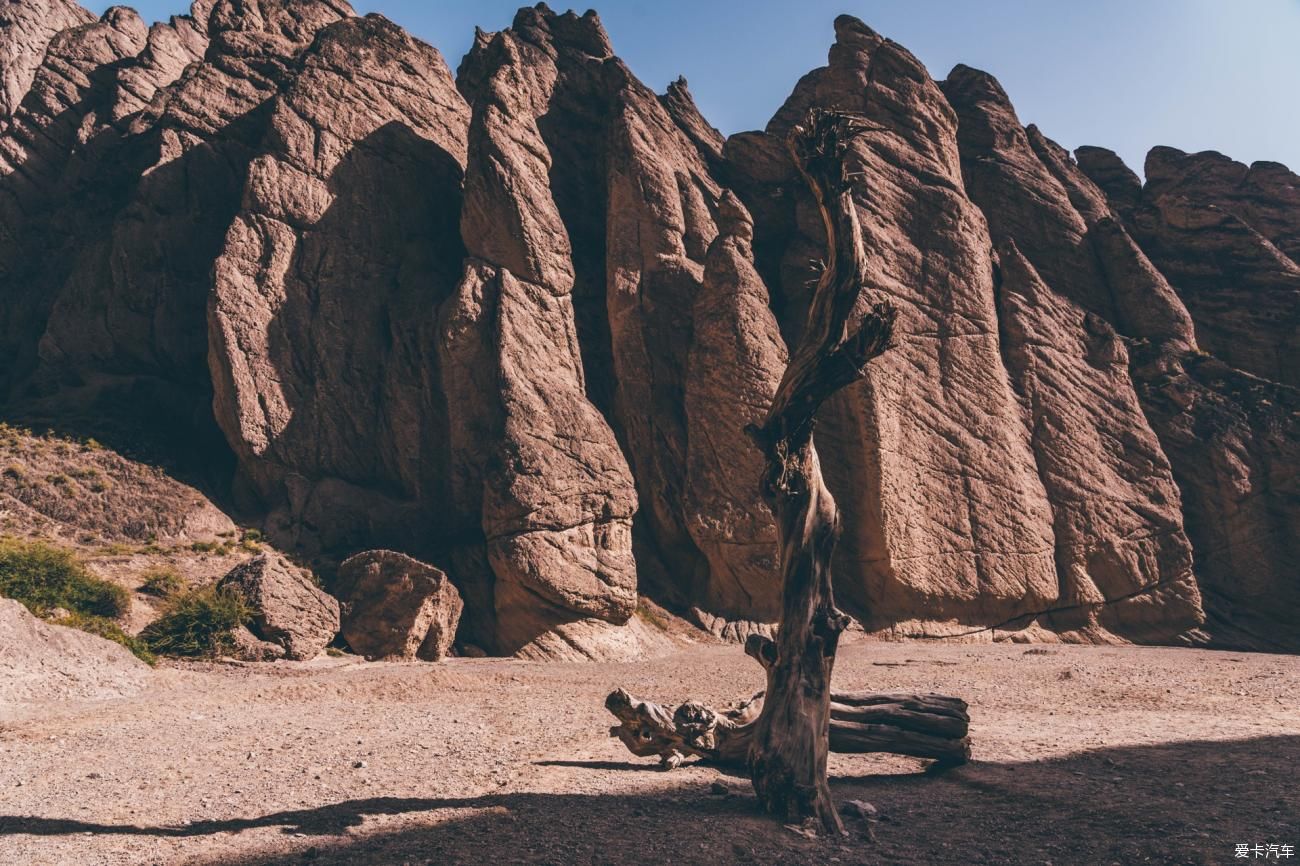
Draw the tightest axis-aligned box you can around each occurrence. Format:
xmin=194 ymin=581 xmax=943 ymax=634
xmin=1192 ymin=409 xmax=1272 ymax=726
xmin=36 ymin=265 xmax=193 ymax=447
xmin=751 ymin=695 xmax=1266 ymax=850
xmin=0 ymin=1 xmax=1295 ymax=654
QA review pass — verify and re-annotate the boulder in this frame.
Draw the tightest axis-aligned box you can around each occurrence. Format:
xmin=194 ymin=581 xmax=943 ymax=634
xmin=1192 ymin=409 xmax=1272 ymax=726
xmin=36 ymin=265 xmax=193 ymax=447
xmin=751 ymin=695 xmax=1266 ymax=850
xmin=218 ymin=553 xmax=339 ymax=660
xmin=338 ymin=550 xmax=463 ymax=661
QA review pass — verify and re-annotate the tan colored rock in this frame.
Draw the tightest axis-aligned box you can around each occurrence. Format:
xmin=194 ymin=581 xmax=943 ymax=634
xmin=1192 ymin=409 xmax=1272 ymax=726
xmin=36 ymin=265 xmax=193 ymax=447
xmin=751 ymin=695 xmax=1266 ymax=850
xmin=940 ymin=63 xmax=1206 ymax=640
xmin=0 ymin=4 xmax=150 ymax=390
xmin=108 ymin=12 xmax=210 ymax=122
xmin=1143 ymin=146 xmax=1300 ymax=263
xmin=743 ymin=16 xmax=1060 ymax=626
xmin=443 ymin=8 xmax=641 ymax=658
xmin=1075 ymin=145 xmax=1143 ymax=223
xmin=1129 ymin=350 xmax=1299 ymax=648
xmin=996 ymin=242 xmax=1202 ymax=640
xmin=483 ymin=267 xmax=639 ymax=651
xmin=0 ymin=0 xmax=94 ymax=119
xmin=0 ymin=5 xmax=1294 ymax=651
xmin=226 ymin=624 xmax=286 ymax=662
xmin=339 ymin=550 xmax=463 ymax=661
xmin=941 ymin=65 xmax=1115 ymax=318
xmin=33 ymin=0 xmax=353 ymax=401
xmin=661 ymin=76 xmax=724 ymax=166
xmin=1088 ymin=216 xmax=1198 ymax=352
xmin=456 ymin=7 xmax=726 ymax=612
xmin=683 ymin=192 xmax=785 ymax=623
xmin=218 ymin=553 xmax=339 ymax=660
xmin=603 ymin=49 xmax=721 ymax=593
xmin=1125 ymin=148 xmax=1300 ymax=388
xmin=439 ymin=258 xmax=639 ymax=656
xmin=207 ymin=13 xmax=469 ymax=549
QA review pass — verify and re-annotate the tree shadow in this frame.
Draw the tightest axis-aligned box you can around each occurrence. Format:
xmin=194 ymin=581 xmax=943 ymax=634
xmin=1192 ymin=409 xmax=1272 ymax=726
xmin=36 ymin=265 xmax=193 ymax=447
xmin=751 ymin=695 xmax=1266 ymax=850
xmin=2 ymin=735 xmax=1295 ymax=865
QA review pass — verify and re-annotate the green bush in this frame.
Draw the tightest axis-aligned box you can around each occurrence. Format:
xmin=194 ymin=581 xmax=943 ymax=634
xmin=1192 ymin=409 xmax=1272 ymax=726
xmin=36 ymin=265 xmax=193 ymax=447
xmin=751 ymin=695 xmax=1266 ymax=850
xmin=140 ymin=586 xmax=250 ymax=658
xmin=139 ymin=566 xmax=185 ymax=598
xmin=0 ymin=538 xmax=130 ymax=618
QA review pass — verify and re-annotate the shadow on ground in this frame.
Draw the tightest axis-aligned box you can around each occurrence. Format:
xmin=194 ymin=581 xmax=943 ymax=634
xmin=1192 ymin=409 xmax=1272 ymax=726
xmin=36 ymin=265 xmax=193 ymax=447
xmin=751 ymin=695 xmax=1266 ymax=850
xmin=3 ymin=735 xmax=1296 ymax=865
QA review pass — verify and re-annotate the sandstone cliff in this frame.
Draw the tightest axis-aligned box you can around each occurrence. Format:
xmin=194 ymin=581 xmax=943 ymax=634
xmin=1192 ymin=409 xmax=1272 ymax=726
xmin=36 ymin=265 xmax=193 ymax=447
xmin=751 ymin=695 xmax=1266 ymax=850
xmin=0 ymin=2 xmax=1294 ymax=655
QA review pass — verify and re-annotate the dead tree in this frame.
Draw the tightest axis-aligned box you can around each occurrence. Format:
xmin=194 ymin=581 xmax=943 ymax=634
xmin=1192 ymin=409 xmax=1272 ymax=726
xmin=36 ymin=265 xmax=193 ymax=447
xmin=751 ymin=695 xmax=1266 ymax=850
xmin=606 ymin=108 xmax=927 ymax=832
xmin=736 ymin=106 xmax=900 ymax=835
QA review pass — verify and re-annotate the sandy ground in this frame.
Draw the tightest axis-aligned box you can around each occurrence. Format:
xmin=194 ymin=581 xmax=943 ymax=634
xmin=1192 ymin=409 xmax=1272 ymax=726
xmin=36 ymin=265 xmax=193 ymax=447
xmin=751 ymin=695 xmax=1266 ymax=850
xmin=1 ymin=641 xmax=1296 ymax=866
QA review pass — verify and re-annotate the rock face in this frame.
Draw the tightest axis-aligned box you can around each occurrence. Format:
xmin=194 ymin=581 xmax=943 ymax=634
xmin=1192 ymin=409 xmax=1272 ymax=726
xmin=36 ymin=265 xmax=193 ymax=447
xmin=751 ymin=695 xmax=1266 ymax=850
xmin=752 ymin=18 xmax=1061 ymax=631
xmin=683 ymin=192 xmax=786 ymax=625
xmin=939 ymin=66 xmax=1204 ymax=642
xmin=0 ymin=2 xmax=1295 ymax=653
xmin=218 ymin=553 xmax=339 ymax=660
xmin=208 ymin=13 xmax=469 ymax=554
xmin=338 ymin=550 xmax=463 ymax=661
xmin=0 ymin=598 xmax=149 ymax=707
xmin=0 ymin=0 xmax=93 ymax=118
xmin=1076 ymin=145 xmax=1300 ymax=648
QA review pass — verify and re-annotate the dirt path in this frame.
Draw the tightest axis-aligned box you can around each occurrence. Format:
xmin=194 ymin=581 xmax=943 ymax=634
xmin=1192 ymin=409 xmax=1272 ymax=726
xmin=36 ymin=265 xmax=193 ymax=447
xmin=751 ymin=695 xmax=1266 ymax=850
xmin=1 ymin=642 xmax=1296 ymax=865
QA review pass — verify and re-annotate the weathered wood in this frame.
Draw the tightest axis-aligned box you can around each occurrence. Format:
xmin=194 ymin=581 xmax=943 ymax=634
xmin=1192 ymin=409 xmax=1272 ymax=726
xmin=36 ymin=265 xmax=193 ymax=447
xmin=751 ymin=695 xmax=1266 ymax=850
xmin=606 ymin=687 xmax=971 ymax=770
xmin=740 ymin=108 xmax=897 ymax=833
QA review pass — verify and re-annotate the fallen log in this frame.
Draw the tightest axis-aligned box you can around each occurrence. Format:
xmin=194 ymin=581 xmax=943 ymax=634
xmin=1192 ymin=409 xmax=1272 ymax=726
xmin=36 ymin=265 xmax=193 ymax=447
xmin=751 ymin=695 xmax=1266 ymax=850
xmin=607 ymin=686 xmax=971 ymax=770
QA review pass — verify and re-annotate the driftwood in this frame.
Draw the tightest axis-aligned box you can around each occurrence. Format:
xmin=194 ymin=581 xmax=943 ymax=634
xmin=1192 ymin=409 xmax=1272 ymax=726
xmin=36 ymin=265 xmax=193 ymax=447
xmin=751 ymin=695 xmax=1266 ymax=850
xmin=607 ymin=686 xmax=972 ymax=770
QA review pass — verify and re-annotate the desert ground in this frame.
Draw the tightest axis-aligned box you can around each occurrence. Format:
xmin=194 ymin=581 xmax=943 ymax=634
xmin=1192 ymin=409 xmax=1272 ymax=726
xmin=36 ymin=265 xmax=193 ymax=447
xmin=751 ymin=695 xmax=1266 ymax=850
xmin=1 ymin=640 xmax=1296 ymax=866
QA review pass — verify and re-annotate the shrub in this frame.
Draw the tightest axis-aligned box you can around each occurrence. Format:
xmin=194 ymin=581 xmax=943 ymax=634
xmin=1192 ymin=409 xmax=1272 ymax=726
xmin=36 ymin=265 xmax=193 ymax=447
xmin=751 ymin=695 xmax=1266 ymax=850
xmin=0 ymin=538 xmax=130 ymax=618
xmin=140 ymin=586 xmax=250 ymax=658
xmin=139 ymin=567 xmax=185 ymax=598
xmin=2 ymin=463 xmax=25 ymax=481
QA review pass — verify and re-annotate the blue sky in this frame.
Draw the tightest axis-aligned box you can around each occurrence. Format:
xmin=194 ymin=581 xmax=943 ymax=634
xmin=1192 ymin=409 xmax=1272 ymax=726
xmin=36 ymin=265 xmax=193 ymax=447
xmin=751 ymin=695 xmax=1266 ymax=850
xmin=91 ymin=0 xmax=1300 ymax=176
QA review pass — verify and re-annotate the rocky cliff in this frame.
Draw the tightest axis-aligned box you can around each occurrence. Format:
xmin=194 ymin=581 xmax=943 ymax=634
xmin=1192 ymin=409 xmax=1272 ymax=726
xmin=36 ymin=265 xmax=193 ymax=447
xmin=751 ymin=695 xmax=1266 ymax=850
xmin=0 ymin=2 xmax=1294 ymax=656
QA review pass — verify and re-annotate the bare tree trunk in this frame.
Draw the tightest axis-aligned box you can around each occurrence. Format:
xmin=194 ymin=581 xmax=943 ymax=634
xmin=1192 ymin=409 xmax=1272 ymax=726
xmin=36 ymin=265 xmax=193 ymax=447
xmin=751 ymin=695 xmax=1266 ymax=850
xmin=738 ymin=110 xmax=896 ymax=832
xmin=604 ymin=109 xmax=907 ymax=833
xmin=606 ymin=687 xmax=971 ymax=770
